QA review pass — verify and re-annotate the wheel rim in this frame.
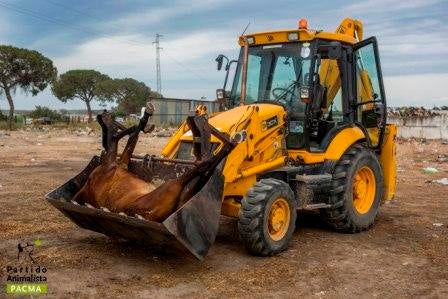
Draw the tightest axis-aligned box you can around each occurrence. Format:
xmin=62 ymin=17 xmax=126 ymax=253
xmin=267 ymin=197 xmax=290 ymax=241
xmin=353 ymin=166 xmax=376 ymax=214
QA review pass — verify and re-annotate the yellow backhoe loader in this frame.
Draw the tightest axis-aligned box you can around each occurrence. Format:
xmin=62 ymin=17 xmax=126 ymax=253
xmin=47 ymin=18 xmax=397 ymax=260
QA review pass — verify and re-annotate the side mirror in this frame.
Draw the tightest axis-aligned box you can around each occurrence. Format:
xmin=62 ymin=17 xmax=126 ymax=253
xmin=328 ymin=41 xmax=342 ymax=59
xmin=374 ymin=102 xmax=385 ymax=117
xmin=215 ymin=54 xmax=224 ymax=71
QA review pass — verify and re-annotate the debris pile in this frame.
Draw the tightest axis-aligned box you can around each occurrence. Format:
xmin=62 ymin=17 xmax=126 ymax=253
xmin=150 ymin=127 xmax=176 ymax=138
xmin=423 ymin=167 xmax=438 ymax=174
xmin=433 ymin=178 xmax=448 ymax=186
xmin=0 ymin=132 xmax=11 ymax=139
xmin=388 ymin=107 xmax=440 ymax=118
xmin=75 ymin=127 xmax=95 ymax=136
xmin=437 ymin=155 xmax=447 ymax=163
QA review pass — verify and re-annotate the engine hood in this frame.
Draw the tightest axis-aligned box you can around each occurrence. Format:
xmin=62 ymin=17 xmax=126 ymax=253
xmin=181 ymin=103 xmax=286 ymax=140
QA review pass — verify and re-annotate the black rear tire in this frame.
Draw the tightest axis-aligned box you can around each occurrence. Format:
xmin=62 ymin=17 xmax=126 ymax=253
xmin=238 ymin=178 xmax=297 ymax=256
xmin=321 ymin=144 xmax=383 ymax=233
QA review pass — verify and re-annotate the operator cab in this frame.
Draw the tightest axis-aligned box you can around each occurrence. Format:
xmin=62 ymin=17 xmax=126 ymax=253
xmin=215 ymin=21 xmax=386 ymax=152
xmin=230 ymin=42 xmax=311 ymax=148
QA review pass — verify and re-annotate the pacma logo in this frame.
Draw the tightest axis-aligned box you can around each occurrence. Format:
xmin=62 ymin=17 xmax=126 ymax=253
xmin=5 ymin=238 xmax=49 ymax=295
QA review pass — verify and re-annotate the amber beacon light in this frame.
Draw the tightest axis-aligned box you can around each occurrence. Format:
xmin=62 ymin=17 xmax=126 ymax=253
xmin=298 ymin=18 xmax=308 ymax=29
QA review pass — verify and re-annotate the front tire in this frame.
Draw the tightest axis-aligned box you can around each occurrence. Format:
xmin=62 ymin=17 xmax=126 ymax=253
xmin=321 ymin=144 xmax=383 ymax=233
xmin=238 ymin=178 xmax=297 ymax=256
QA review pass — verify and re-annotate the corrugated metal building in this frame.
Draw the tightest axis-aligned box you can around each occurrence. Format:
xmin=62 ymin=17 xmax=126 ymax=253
xmin=150 ymin=98 xmax=220 ymax=126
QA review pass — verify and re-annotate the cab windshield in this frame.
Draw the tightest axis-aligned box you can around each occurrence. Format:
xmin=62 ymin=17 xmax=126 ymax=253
xmin=230 ymin=42 xmax=314 ymax=110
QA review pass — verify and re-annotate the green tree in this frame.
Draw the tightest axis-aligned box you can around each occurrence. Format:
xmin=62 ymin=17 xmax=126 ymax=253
xmin=28 ymin=105 xmax=62 ymax=121
xmin=51 ymin=69 xmax=110 ymax=121
xmin=0 ymin=45 xmax=57 ymax=130
xmin=97 ymin=78 xmax=161 ymax=115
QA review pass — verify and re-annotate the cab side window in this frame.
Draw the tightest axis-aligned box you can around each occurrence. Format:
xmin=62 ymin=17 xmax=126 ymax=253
xmin=324 ymin=89 xmax=343 ymax=123
xmin=354 ymin=39 xmax=385 ymax=147
xmin=355 ymin=43 xmax=381 ymax=104
xmin=246 ymin=55 xmax=262 ymax=102
xmin=319 ymin=58 xmax=343 ymax=123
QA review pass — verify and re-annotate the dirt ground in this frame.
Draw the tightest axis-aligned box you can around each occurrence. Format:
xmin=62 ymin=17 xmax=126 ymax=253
xmin=1 ymin=128 xmax=447 ymax=298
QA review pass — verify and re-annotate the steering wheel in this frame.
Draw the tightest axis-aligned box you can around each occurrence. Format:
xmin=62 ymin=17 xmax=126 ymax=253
xmin=272 ymin=87 xmax=294 ymax=104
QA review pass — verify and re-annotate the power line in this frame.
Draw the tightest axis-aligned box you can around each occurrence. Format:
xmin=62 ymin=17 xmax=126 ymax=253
xmin=0 ymin=1 xmax=101 ymax=39
xmin=162 ymin=51 xmax=210 ymax=82
xmin=44 ymin=0 xmax=127 ymax=35
xmin=45 ymin=0 xmax=107 ymax=22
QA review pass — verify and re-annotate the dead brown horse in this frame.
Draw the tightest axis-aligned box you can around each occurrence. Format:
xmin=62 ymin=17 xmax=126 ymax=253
xmin=121 ymin=138 xmax=234 ymax=222
xmin=72 ymin=103 xmax=157 ymax=210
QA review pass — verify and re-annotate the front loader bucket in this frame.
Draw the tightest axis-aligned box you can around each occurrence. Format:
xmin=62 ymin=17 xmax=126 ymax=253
xmin=46 ymin=156 xmax=224 ymax=260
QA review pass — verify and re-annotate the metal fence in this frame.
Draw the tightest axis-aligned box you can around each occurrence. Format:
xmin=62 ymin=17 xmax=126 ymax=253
xmin=150 ymin=98 xmax=219 ymax=126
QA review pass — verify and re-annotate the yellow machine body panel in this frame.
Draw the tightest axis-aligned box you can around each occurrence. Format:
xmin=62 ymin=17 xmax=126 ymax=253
xmin=239 ymin=18 xmax=362 ymax=47
xmin=380 ymin=124 xmax=397 ymax=201
xmin=239 ymin=28 xmax=357 ymax=46
xmin=288 ymin=126 xmax=366 ymax=164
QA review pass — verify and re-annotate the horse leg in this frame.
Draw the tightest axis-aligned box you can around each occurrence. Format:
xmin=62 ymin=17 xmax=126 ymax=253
xmin=118 ymin=102 xmax=155 ymax=167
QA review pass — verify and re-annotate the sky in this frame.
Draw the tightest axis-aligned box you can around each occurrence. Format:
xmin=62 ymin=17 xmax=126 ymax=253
xmin=0 ymin=0 xmax=447 ymax=110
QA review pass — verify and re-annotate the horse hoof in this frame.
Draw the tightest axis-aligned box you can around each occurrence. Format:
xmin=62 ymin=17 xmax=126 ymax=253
xmin=85 ymin=203 xmax=95 ymax=209
xmin=70 ymin=200 xmax=79 ymax=205
xmin=101 ymin=207 xmax=110 ymax=212
xmin=145 ymin=102 xmax=155 ymax=114
xmin=118 ymin=212 xmax=127 ymax=217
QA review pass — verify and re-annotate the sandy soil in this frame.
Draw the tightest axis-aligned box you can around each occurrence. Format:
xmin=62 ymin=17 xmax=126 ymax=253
xmin=1 ymin=129 xmax=447 ymax=298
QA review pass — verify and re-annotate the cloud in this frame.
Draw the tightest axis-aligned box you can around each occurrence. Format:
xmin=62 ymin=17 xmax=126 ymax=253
xmin=0 ymin=10 xmax=13 ymax=39
xmin=43 ymin=29 xmax=239 ymax=106
xmin=53 ymin=29 xmax=238 ymax=77
xmin=109 ymin=0 xmax=237 ymax=28
xmin=329 ymin=0 xmax=448 ymax=77
xmin=53 ymin=35 xmax=151 ymax=71
xmin=384 ymin=73 xmax=448 ymax=107
xmin=344 ymin=0 xmax=442 ymax=14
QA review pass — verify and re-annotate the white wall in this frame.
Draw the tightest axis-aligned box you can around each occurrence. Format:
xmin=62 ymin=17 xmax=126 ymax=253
xmin=388 ymin=113 xmax=448 ymax=139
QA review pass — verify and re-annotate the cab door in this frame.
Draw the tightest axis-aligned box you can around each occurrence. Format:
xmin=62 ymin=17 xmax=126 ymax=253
xmin=353 ymin=37 xmax=387 ymax=148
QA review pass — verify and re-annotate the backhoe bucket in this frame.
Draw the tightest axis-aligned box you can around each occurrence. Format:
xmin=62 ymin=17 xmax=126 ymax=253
xmin=46 ymin=156 xmax=224 ymax=260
